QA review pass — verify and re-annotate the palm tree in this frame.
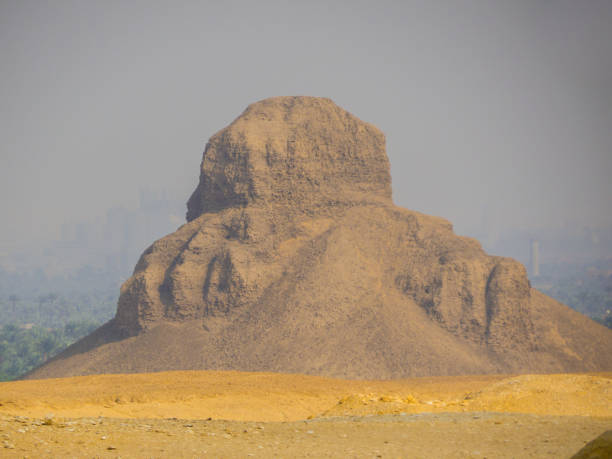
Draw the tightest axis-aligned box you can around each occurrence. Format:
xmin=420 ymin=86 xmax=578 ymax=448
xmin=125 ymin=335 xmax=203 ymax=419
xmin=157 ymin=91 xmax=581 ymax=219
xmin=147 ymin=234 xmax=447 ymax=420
xmin=8 ymin=295 xmax=18 ymax=315
xmin=37 ymin=295 xmax=46 ymax=323
xmin=39 ymin=335 xmax=57 ymax=362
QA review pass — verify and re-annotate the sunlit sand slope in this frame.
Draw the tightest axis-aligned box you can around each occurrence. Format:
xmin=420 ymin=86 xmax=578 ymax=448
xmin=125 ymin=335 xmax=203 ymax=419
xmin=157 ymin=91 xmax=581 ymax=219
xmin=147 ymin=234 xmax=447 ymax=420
xmin=2 ymin=370 xmax=611 ymax=421
xmin=1 ymin=371 xmax=611 ymax=458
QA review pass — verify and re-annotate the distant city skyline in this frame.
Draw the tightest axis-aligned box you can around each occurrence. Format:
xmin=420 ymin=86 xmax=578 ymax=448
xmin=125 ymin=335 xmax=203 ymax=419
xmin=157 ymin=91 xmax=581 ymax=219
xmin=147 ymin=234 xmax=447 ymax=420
xmin=1 ymin=1 xmax=611 ymax=253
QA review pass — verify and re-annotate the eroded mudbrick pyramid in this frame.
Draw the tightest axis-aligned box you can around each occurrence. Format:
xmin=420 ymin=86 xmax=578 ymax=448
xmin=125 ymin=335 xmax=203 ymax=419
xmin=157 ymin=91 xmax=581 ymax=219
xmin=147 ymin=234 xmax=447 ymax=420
xmin=27 ymin=96 xmax=612 ymax=379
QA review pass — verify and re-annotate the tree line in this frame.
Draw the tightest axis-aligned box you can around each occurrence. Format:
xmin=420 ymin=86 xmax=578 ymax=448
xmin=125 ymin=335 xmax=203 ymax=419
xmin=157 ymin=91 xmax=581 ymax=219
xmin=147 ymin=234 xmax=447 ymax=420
xmin=0 ymin=321 xmax=99 ymax=381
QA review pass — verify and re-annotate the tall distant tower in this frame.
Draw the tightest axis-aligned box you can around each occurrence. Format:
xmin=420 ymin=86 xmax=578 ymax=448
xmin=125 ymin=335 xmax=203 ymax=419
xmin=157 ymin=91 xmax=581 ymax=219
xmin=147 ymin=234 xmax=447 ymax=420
xmin=530 ymin=240 xmax=540 ymax=277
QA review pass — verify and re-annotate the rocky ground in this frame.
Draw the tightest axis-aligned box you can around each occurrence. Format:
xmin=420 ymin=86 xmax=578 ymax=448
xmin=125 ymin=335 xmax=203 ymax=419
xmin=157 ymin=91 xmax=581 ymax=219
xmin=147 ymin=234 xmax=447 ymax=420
xmin=1 ymin=412 xmax=610 ymax=458
xmin=1 ymin=371 xmax=610 ymax=458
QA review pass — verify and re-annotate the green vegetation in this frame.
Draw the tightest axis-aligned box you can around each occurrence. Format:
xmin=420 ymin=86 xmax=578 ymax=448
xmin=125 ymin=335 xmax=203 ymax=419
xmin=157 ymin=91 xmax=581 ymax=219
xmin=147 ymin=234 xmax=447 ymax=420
xmin=0 ymin=290 xmax=115 ymax=381
xmin=0 ymin=265 xmax=119 ymax=328
xmin=593 ymin=315 xmax=612 ymax=329
xmin=532 ymin=259 xmax=612 ymax=329
xmin=0 ymin=320 xmax=100 ymax=381
xmin=0 ymin=291 xmax=116 ymax=329
xmin=0 ymin=267 xmax=117 ymax=381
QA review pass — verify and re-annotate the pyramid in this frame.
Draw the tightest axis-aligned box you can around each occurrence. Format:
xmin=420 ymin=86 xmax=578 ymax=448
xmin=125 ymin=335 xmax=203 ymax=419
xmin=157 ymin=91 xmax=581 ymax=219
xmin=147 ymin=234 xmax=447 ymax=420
xmin=26 ymin=96 xmax=612 ymax=379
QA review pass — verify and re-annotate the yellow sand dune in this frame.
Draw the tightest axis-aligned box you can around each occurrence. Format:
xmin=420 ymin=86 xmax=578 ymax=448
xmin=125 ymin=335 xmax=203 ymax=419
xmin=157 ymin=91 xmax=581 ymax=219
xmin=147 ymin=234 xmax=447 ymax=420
xmin=1 ymin=370 xmax=610 ymax=421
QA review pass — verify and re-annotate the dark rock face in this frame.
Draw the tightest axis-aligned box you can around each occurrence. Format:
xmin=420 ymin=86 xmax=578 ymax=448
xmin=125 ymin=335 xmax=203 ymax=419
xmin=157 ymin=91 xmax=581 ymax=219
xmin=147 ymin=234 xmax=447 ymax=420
xmin=26 ymin=96 xmax=612 ymax=380
xmin=570 ymin=430 xmax=612 ymax=459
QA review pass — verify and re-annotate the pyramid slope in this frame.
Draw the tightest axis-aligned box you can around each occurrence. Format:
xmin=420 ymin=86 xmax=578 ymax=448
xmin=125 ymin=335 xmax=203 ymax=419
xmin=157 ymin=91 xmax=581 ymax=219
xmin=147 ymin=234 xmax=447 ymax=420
xmin=25 ymin=97 xmax=612 ymax=380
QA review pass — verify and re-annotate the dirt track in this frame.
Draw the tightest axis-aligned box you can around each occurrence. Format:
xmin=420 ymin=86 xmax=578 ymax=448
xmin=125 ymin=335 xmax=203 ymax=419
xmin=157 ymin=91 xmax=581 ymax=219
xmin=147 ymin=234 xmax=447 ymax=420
xmin=1 ymin=371 xmax=611 ymax=457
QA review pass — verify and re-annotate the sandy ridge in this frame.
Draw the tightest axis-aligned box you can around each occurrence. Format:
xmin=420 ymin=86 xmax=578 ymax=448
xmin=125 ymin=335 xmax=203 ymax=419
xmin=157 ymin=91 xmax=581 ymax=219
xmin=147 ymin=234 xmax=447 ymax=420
xmin=2 ymin=370 xmax=611 ymax=422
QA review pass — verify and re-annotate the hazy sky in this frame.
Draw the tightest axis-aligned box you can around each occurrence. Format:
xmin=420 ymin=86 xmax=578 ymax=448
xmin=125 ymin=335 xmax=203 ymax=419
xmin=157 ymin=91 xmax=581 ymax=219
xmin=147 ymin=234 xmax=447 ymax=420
xmin=1 ymin=0 xmax=611 ymax=251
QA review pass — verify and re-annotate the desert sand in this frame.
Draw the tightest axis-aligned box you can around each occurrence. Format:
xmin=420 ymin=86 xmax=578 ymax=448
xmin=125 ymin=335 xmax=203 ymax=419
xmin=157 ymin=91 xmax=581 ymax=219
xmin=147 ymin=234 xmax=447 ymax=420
xmin=1 ymin=370 xmax=611 ymax=457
